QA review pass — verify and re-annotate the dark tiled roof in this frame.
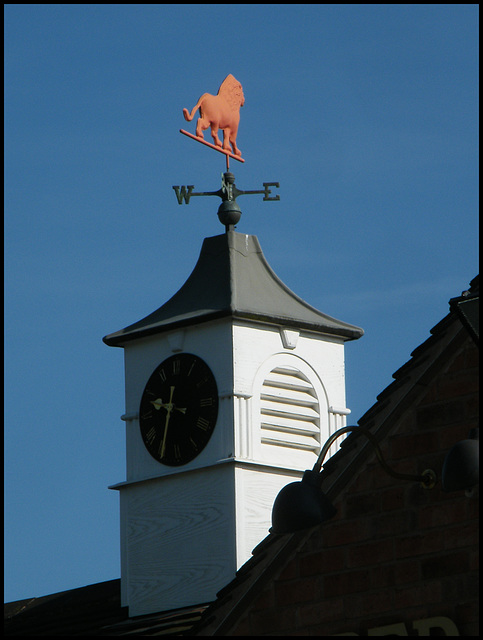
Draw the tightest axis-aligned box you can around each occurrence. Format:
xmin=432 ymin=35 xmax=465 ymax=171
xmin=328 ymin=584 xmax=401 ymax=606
xmin=449 ymin=274 xmax=479 ymax=345
xmin=4 ymin=580 xmax=126 ymax=636
xmin=4 ymin=580 xmax=209 ymax=636
xmin=100 ymin=603 xmax=210 ymax=636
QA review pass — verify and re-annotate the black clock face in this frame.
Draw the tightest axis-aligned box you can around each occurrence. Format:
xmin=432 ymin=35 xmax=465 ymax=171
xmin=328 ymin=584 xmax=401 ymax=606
xmin=139 ymin=354 xmax=219 ymax=466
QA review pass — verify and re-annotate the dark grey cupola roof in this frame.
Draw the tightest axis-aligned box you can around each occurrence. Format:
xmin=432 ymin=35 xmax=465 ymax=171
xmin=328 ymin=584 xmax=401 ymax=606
xmin=103 ymin=231 xmax=364 ymax=347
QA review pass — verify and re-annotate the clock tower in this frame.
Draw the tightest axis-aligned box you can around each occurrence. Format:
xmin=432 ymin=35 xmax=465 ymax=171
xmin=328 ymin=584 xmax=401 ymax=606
xmin=103 ymin=223 xmax=363 ymax=617
xmin=103 ymin=75 xmax=363 ymax=617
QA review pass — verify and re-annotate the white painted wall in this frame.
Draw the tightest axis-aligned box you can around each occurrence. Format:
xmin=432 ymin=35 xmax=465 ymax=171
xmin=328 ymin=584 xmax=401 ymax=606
xmin=113 ymin=317 xmax=352 ymax=616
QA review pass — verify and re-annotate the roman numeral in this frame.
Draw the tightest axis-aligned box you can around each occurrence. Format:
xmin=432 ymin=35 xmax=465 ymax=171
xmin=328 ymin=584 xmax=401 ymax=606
xmin=196 ymin=417 xmax=210 ymax=431
xmin=188 ymin=360 xmax=196 ymax=376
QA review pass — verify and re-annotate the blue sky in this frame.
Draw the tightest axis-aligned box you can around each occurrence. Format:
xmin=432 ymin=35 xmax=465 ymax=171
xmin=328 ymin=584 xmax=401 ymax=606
xmin=4 ymin=4 xmax=478 ymax=603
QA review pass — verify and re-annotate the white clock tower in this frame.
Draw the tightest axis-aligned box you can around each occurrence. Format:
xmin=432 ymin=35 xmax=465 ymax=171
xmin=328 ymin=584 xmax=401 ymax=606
xmin=104 ymin=199 xmax=363 ymax=617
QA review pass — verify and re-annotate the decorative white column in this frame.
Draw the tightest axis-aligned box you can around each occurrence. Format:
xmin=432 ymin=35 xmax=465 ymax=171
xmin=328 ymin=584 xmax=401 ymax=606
xmin=328 ymin=406 xmax=351 ymax=458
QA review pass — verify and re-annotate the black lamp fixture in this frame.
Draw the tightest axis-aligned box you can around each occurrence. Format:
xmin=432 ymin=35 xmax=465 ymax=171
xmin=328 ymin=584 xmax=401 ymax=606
xmin=271 ymin=426 xmax=437 ymax=535
xmin=441 ymin=427 xmax=479 ymax=494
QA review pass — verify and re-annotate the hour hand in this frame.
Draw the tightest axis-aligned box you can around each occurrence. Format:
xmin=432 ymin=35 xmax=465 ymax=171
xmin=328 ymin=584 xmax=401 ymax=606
xmin=150 ymin=398 xmax=186 ymax=414
xmin=150 ymin=398 xmax=166 ymax=411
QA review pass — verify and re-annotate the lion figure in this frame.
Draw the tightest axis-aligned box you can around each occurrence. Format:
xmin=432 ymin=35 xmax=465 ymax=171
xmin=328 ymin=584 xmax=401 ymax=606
xmin=183 ymin=74 xmax=244 ymax=157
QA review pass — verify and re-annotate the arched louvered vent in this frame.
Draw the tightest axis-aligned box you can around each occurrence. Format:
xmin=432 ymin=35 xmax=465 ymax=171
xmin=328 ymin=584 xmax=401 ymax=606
xmin=260 ymin=366 xmax=320 ymax=453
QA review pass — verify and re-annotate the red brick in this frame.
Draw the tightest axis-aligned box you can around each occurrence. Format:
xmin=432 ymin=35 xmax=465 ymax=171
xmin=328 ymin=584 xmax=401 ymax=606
xmin=249 ymin=585 xmax=274 ymax=612
xmin=346 ymin=589 xmax=393 ymax=616
xmin=276 ymin=557 xmax=299 ymax=581
xmin=467 ymin=491 xmax=479 ymax=519
xmin=390 ymin=431 xmax=441 ymax=459
xmin=441 ymin=571 xmax=479 ymax=603
xmin=465 ymin=343 xmax=479 ymax=368
xmin=469 ymin=548 xmax=479 ymax=571
xmin=394 ymin=580 xmax=442 ymax=610
xmin=439 ymin=422 xmax=477 ymax=448
xmin=395 ymin=530 xmax=445 ymax=558
xmin=299 ymin=547 xmax=345 ymax=577
xmin=347 ymin=538 xmax=394 ymax=568
xmin=322 ymin=518 xmax=371 ymax=548
xmin=229 ymin=617 xmax=251 ymax=636
xmin=466 ymin=394 xmax=479 ymax=418
xmin=323 ymin=569 xmax=370 ymax=597
xmin=298 ymin=597 xmax=343 ymax=626
xmin=371 ymin=508 xmax=417 ymax=537
xmin=380 ymin=485 xmax=406 ymax=511
xmin=418 ymin=500 xmax=467 ymax=529
xmin=394 ymin=558 xmax=420 ymax=584
xmin=248 ymin=605 xmax=297 ymax=635
xmin=405 ymin=481 xmax=434 ymax=508
xmin=344 ymin=491 xmax=380 ymax=519
xmin=455 ymin=598 xmax=480 ymax=626
xmin=421 ymin=551 xmax=469 ymax=579
xmin=274 ymin=576 xmax=318 ymax=607
xmin=416 ymin=399 xmax=467 ymax=428
xmin=446 ymin=349 xmax=466 ymax=372
xmin=370 ymin=563 xmax=395 ymax=589
xmin=437 ymin=372 xmax=479 ymax=398
xmin=443 ymin=522 xmax=479 ymax=549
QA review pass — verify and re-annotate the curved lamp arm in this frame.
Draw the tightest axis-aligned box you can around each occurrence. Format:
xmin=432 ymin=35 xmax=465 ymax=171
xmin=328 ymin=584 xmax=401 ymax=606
xmin=313 ymin=426 xmax=436 ymax=489
xmin=271 ymin=426 xmax=438 ymax=533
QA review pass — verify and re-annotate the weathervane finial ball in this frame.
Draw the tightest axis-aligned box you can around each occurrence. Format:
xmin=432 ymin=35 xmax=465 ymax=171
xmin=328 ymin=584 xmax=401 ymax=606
xmin=217 ymin=199 xmax=241 ymax=228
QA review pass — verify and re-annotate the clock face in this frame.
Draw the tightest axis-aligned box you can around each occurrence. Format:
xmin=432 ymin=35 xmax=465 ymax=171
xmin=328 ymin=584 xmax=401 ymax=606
xmin=139 ymin=354 xmax=219 ymax=466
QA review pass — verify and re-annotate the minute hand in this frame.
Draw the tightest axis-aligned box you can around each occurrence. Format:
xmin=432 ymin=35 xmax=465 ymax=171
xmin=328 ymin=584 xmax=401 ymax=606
xmin=159 ymin=386 xmax=175 ymax=459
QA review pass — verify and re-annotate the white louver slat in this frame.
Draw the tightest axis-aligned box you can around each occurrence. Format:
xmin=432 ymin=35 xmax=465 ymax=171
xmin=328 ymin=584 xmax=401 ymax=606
xmin=260 ymin=366 xmax=320 ymax=453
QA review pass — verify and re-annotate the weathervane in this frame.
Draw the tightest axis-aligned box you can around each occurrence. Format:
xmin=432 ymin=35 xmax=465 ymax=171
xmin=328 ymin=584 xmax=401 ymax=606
xmin=174 ymin=74 xmax=279 ymax=230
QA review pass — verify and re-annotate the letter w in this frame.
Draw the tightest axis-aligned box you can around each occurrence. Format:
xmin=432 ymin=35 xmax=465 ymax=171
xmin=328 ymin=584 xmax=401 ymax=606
xmin=173 ymin=185 xmax=194 ymax=204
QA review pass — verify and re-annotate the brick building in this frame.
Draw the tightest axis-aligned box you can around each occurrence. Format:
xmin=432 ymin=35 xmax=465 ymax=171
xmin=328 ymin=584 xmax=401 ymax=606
xmin=193 ymin=275 xmax=479 ymax=636
xmin=4 ymin=275 xmax=478 ymax=635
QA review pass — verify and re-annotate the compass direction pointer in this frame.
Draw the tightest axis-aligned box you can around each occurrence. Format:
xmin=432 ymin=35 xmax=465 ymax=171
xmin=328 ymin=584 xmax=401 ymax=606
xmin=172 ymin=175 xmax=280 ymax=205
xmin=172 ymin=172 xmax=280 ymax=231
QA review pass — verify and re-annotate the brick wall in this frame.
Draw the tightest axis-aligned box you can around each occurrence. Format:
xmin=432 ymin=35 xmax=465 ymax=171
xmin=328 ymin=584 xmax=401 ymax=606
xmin=228 ymin=334 xmax=479 ymax=636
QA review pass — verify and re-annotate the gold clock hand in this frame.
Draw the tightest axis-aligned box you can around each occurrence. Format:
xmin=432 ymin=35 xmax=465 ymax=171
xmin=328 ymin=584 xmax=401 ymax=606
xmin=151 ymin=398 xmax=186 ymax=414
xmin=151 ymin=398 xmax=175 ymax=411
xmin=160 ymin=386 xmax=175 ymax=459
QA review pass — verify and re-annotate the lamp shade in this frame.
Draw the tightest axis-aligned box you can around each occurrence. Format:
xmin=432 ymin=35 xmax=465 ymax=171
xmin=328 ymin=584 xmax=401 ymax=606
xmin=271 ymin=470 xmax=337 ymax=534
xmin=441 ymin=428 xmax=479 ymax=492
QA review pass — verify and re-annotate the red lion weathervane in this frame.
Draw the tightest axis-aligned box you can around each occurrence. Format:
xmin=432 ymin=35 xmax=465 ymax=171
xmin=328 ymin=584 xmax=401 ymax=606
xmin=174 ymin=74 xmax=279 ymax=227
xmin=180 ymin=74 xmax=245 ymax=170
